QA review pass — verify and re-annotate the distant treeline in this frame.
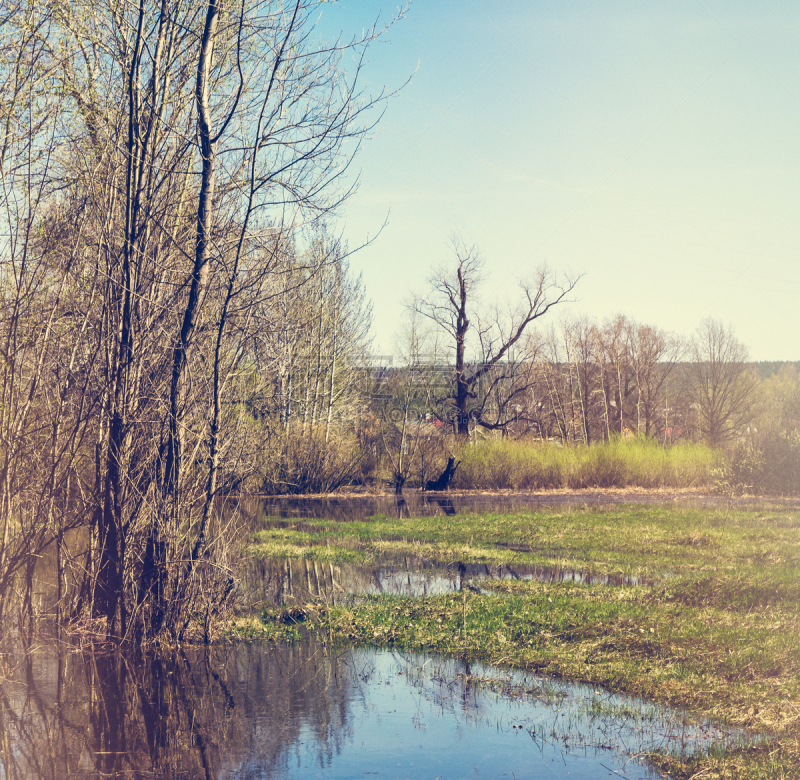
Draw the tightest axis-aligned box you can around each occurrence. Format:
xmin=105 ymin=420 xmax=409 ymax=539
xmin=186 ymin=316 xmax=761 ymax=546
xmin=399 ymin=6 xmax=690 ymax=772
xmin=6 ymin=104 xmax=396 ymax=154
xmin=750 ymin=362 xmax=800 ymax=379
xmin=246 ymin=308 xmax=800 ymax=496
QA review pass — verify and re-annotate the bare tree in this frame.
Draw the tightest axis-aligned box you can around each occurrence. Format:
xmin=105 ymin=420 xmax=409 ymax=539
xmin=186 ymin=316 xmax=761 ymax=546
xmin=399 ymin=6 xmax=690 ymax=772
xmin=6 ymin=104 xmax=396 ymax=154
xmin=380 ymin=307 xmax=448 ymax=491
xmin=595 ymin=316 xmax=637 ymax=437
xmin=248 ymin=232 xmax=374 ymax=494
xmin=560 ymin=317 xmax=600 ymax=444
xmin=625 ymin=320 xmax=682 ymax=437
xmin=689 ymin=319 xmax=761 ymax=447
xmin=0 ymin=0 xmax=404 ymax=641
xmin=529 ymin=315 xmax=683 ymax=445
xmin=0 ymin=0 xmax=107 ymax=629
xmin=536 ymin=327 xmax=576 ymax=443
xmin=415 ymin=239 xmax=578 ymax=436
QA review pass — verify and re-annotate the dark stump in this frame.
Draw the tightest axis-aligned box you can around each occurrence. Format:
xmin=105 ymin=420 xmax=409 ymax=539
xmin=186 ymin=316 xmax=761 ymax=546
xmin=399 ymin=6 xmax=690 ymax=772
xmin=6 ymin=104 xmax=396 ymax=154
xmin=424 ymin=456 xmax=460 ymax=492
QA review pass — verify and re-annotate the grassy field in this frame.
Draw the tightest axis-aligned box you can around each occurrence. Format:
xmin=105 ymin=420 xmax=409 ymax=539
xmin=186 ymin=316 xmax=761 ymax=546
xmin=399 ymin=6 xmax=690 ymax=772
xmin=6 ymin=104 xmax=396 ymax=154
xmin=246 ymin=504 xmax=800 ymax=779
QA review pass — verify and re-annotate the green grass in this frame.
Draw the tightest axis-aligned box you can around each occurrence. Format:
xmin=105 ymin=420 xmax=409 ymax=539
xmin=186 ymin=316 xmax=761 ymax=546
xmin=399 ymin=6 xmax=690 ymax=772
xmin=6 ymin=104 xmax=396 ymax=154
xmin=244 ymin=504 xmax=800 ymax=779
xmin=250 ymin=505 xmax=800 ymax=578
xmin=450 ymin=436 xmax=719 ymax=490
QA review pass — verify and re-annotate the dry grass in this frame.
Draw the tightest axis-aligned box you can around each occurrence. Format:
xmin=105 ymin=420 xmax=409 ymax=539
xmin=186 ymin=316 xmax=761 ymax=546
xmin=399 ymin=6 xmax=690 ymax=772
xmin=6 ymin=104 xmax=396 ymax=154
xmin=451 ymin=436 xmax=719 ymax=490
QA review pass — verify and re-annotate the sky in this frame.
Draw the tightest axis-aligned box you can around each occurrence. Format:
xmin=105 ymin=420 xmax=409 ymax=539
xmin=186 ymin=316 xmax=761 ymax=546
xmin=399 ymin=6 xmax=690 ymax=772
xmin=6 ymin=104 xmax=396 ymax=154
xmin=320 ymin=0 xmax=800 ymax=362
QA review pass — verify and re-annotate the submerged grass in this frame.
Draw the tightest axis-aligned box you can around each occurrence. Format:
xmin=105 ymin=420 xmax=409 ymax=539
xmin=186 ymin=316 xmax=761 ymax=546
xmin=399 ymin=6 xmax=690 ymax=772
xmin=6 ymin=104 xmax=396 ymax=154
xmin=245 ymin=504 xmax=800 ymax=779
xmin=451 ymin=436 xmax=719 ymax=490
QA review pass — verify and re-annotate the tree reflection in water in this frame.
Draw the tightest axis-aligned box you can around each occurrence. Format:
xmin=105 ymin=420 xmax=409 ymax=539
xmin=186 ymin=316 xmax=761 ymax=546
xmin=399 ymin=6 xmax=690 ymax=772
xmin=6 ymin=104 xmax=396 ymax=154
xmin=243 ymin=556 xmax=648 ymax=611
xmin=0 ymin=635 xmax=355 ymax=779
xmin=0 ymin=634 xmax=756 ymax=780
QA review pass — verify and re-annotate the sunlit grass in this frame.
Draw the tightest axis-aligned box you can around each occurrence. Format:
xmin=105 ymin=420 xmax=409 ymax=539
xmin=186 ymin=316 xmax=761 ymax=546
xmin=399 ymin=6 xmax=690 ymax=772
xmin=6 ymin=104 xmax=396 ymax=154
xmin=250 ymin=505 xmax=800 ymax=578
xmin=451 ymin=436 xmax=719 ymax=490
xmin=249 ymin=527 xmax=369 ymax=563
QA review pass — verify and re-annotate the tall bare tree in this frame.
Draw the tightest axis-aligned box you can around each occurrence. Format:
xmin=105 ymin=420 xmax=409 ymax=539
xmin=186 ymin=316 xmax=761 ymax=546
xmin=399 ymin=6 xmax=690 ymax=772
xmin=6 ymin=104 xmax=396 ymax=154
xmin=689 ymin=319 xmax=761 ymax=447
xmin=0 ymin=0 xmax=403 ymax=641
xmin=415 ymin=239 xmax=578 ymax=436
xmin=625 ymin=319 xmax=682 ymax=437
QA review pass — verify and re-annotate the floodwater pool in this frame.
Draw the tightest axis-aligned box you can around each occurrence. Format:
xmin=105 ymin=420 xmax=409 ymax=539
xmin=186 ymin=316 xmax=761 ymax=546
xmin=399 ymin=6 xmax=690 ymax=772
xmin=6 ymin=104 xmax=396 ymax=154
xmin=0 ymin=637 xmax=758 ymax=780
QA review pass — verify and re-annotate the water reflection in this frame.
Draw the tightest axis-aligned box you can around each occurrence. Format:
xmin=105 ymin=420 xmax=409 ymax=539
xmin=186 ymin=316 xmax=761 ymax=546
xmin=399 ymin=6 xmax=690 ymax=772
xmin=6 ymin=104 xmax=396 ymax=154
xmin=0 ymin=637 xmax=755 ymax=780
xmin=0 ymin=636 xmax=355 ymax=780
xmin=243 ymin=557 xmax=646 ymax=608
xmin=239 ymin=490 xmax=776 ymax=525
xmin=433 ymin=496 xmax=457 ymax=515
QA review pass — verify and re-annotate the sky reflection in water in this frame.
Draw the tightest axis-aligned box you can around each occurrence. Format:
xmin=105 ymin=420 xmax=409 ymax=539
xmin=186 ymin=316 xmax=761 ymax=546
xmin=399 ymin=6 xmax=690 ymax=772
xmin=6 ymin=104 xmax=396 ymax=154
xmin=9 ymin=491 xmax=766 ymax=778
xmin=2 ymin=638 xmax=756 ymax=780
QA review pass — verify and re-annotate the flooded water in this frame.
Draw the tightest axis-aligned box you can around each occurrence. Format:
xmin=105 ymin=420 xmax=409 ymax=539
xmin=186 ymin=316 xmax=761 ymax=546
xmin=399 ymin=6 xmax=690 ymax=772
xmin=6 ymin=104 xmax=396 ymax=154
xmin=244 ymin=556 xmax=646 ymax=608
xmin=243 ymin=490 xmax=728 ymax=524
xmin=240 ymin=492 xmax=661 ymax=609
xmin=6 ymin=492 xmax=770 ymax=778
xmin=0 ymin=636 xmax=755 ymax=780
xmin=241 ymin=489 xmax=800 ymax=525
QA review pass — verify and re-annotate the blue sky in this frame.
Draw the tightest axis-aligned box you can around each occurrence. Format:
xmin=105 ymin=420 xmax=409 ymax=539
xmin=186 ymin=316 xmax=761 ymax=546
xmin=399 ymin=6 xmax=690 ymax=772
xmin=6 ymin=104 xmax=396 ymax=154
xmin=322 ymin=0 xmax=800 ymax=361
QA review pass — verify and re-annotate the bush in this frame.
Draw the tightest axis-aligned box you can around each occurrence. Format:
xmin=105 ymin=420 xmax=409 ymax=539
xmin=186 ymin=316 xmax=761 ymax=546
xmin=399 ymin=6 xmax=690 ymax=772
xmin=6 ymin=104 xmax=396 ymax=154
xmin=716 ymin=430 xmax=800 ymax=496
xmin=259 ymin=427 xmax=365 ymax=494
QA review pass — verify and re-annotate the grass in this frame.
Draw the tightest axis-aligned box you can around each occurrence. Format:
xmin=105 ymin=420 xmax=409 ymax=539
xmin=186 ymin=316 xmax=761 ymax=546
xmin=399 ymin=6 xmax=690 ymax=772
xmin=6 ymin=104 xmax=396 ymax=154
xmin=243 ymin=504 xmax=800 ymax=779
xmin=250 ymin=505 xmax=799 ymax=578
xmin=450 ymin=435 xmax=719 ymax=490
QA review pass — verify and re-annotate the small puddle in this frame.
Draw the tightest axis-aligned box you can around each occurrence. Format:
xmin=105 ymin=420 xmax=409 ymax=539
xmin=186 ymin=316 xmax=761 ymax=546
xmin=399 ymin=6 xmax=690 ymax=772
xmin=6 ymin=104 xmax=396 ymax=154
xmin=1 ymin=637 xmax=759 ymax=780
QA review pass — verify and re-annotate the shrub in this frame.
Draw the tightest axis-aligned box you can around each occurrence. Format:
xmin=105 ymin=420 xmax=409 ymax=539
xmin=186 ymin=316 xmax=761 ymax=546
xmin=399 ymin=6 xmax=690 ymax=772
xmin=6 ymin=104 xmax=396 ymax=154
xmin=259 ymin=427 xmax=365 ymax=494
xmin=716 ymin=430 xmax=800 ymax=496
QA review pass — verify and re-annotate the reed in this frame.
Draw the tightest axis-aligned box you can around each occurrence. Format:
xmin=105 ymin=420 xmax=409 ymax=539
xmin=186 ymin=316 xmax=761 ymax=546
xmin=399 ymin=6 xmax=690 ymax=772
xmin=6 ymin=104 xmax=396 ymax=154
xmin=451 ymin=435 xmax=719 ymax=490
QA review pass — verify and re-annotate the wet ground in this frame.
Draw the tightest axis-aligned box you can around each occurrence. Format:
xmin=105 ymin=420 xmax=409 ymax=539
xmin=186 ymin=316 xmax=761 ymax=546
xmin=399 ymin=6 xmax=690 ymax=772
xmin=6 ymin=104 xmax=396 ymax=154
xmin=240 ymin=490 xmax=753 ymax=608
xmin=10 ymin=491 xmax=777 ymax=778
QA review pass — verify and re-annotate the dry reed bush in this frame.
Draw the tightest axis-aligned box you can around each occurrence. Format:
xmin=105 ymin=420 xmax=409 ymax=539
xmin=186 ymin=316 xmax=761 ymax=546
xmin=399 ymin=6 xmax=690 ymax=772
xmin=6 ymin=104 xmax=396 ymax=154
xmin=374 ymin=427 xmax=453 ymax=491
xmin=258 ymin=427 xmax=364 ymax=494
xmin=451 ymin=437 xmax=718 ymax=490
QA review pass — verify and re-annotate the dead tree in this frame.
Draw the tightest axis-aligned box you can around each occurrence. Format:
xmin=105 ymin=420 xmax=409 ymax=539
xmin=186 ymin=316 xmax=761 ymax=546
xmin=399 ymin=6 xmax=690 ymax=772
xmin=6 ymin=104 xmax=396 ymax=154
xmin=424 ymin=456 xmax=460 ymax=491
xmin=415 ymin=238 xmax=578 ymax=437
